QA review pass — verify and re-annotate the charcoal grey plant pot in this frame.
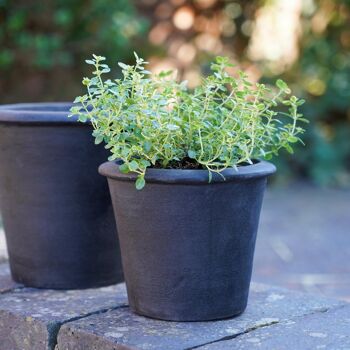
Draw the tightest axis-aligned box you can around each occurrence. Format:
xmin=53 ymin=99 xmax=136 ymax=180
xmin=99 ymin=160 xmax=276 ymax=321
xmin=0 ymin=103 xmax=123 ymax=289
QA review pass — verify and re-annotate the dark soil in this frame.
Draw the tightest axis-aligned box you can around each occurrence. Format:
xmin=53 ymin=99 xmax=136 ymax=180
xmin=151 ymin=157 xmax=205 ymax=170
xmin=149 ymin=158 xmax=258 ymax=170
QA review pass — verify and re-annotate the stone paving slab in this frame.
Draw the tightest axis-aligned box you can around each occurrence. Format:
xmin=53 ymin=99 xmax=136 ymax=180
xmin=253 ymin=186 xmax=350 ymax=301
xmin=0 ymin=266 xmax=128 ymax=350
xmin=56 ymin=283 xmax=346 ymax=350
xmin=199 ymin=304 xmax=350 ymax=350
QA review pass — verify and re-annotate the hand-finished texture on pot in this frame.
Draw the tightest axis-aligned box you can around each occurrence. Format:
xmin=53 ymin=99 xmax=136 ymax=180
xmin=0 ymin=103 xmax=123 ymax=289
xmin=99 ymin=160 xmax=276 ymax=321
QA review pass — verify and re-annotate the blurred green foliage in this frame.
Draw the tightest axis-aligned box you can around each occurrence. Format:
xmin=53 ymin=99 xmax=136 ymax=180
xmin=0 ymin=0 xmax=147 ymax=102
xmin=271 ymin=0 xmax=350 ymax=186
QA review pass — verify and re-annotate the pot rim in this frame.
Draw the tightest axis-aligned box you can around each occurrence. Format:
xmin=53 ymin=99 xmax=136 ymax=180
xmin=99 ymin=159 xmax=276 ymax=185
xmin=0 ymin=102 xmax=83 ymax=125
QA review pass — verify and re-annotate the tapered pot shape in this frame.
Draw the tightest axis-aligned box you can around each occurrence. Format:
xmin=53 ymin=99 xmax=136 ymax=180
xmin=99 ymin=160 xmax=276 ymax=321
xmin=0 ymin=103 xmax=123 ymax=289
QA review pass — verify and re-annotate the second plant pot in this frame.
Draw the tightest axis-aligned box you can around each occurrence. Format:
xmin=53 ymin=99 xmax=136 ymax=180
xmin=0 ymin=103 xmax=123 ymax=289
xmin=99 ymin=160 xmax=276 ymax=321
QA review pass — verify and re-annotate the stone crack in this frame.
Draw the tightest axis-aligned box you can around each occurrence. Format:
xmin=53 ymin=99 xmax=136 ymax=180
xmin=185 ymin=319 xmax=279 ymax=350
xmin=185 ymin=304 xmax=346 ymax=350
xmin=49 ymin=304 xmax=128 ymax=350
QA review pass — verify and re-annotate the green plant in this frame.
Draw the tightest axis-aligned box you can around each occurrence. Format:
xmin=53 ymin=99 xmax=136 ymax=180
xmin=70 ymin=53 xmax=306 ymax=189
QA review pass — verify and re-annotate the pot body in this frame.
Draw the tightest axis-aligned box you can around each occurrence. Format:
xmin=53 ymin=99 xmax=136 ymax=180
xmin=0 ymin=103 xmax=123 ymax=289
xmin=100 ymin=161 xmax=275 ymax=321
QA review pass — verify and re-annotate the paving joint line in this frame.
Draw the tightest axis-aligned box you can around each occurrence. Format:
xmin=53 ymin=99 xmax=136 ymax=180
xmin=184 ymin=303 xmax=347 ymax=350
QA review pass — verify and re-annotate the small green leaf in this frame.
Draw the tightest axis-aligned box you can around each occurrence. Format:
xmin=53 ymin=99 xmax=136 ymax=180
xmin=140 ymin=159 xmax=151 ymax=168
xmin=118 ymin=62 xmax=128 ymax=70
xmin=92 ymin=54 xmax=105 ymax=61
xmin=167 ymin=124 xmax=179 ymax=131
xmin=276 ymin=79 xmax=291 ymax=93
xmin=285 ymin=144 xmax=294 ymax=154
xmin=289 ymin=136 xmax=299 ymax=143
xmin=129 ymin=160 xmax=138 ymax=171
xmin=208 ymin=171 xmax=212 ymax=183
xmin=78 ymin=114 xmax=88 ymax=123
xmin=143 ymin=141 xmax=152 ymax=152
xmin=95 ymin=135 xmax=104 ymax=145
xmin=69 ymin=106 xmax=80 ymax=115
xmin=119 ymin=163 xmax=130 ymax=173
xmin=290 ymin=95 xmax=298 ymax=103
xmin=136 ymin=176 xmax=145 ymax=190
xmin=188 ymin=150 xmax=196 ymax=158
xmin=85 ymin=59 xmax=95 ymax=65
xmin=82 ymin=77 xmax=90 ymax=85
